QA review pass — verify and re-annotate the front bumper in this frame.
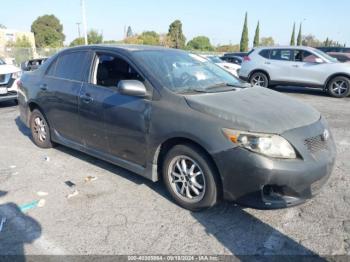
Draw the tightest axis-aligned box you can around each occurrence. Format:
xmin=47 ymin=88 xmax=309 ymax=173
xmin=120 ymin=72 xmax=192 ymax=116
xmin=0 ymin=77 xmax=19 ymax=102
xmin=213 ymin=119 xmax=336 ymax=209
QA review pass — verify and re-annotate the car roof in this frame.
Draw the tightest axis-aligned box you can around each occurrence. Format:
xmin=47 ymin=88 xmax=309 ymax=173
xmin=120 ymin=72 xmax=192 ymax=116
xmin=67 ymin=44 xmax=176 ymax=53
xmin=253 ymin=46 xmax=317 ymax=51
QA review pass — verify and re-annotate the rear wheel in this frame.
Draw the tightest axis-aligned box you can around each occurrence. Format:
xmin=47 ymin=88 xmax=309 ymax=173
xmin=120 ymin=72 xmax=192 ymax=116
xmin=250 ymin=72 xmax=269 ymax=88
xmin=327 ymin=76 xmax=350 ymax=98
xmin=30 ymin=109 xmax=53 ymax=148
xmin=162 ymin=144 xmax=220 ymax=211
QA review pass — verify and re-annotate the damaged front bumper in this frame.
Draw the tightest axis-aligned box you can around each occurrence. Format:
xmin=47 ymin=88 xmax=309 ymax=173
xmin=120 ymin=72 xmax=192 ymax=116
xmin=213 ymin=119 xmax=337 ymax=209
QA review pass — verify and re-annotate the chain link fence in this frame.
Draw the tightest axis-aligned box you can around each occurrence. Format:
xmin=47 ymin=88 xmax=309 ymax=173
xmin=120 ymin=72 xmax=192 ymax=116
xmin=0 ymin=47 xmax=62 ymax=66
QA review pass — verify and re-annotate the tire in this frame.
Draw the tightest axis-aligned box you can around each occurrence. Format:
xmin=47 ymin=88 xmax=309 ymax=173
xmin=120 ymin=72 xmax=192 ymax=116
xmin=327 ymin=76 xmax=350 ymax=98
xmin=249 ymin=72 xmax=269 ymax=88
xmin=29 ymin=109 xmax=53 ymax=149
xmin=162 ymin=144 xmax=220 ymax=211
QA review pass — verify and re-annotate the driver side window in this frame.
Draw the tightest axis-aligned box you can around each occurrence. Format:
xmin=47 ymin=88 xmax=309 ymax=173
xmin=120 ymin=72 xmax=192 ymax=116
xmin=93 ymin=53 xmax=143 ymax=88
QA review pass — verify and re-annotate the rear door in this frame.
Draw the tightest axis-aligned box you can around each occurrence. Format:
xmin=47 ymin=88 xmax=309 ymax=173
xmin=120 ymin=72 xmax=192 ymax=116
xmin=265 ymin=49 xmax=294 ymax=81
xmin=39 ymin=51 xmax=89 ymax=144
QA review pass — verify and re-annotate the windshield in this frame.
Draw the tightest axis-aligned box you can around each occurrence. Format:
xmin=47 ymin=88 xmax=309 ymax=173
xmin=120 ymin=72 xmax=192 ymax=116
xmin=0 ymin=58 xmax=5 ymax=65
xmin=313 ymin=49 xmax=338 ymax=63
xmin=207 ymin=56 xmax=223 ymax=63
xmin=133 ymin=50 xmax=243 ymax=93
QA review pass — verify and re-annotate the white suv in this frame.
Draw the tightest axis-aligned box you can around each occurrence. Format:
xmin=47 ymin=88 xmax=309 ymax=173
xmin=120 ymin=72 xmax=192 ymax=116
xmin=0 ymin=57 xmax=21 ymax=103
xmin=239 ymin=46 xmax=350 ymax=98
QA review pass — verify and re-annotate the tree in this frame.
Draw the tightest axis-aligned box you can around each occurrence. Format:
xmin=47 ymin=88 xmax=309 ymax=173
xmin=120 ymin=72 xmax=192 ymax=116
xmin=87 ymin=29 xmax=103 ymax=44
xmin=324 ymin=37 xmax=330 ymax=47
xmin=7 ymin=36 xmax=32 ymax=48
xmin=31 ymin=15 xmax=65 ymax=48
xmin=6 ymin=36 xmax=33 ymax=64
xmin=216 ymin=44 xmax=240 ymax=52
xmin=69 ymin=37 xmax=85 ymax=47
xmin=302 ymin=34 xmax=322 ymax=47
xmin=126 ymin=26 xmax=133 ymax=38
xmin=260 ymin=37 xmax=275 ymax=46
xmin=297 ymin=23 xmax=302 ymax=46
xmin=167 ymin=20 xmax=186 ymax=49
xmin=187 ymin=36 xmax=214 ymax=51
xmin=253 ymin=21 xmax=260 ymax=47
xmin=70 ymin=30 xmax=103 ymax=46
xmin=139 ymin=31 xmax=160 ymax=45
xmin=0 ymin=24 xmax=6 ymax=29
xmin=240 ymin=12 xmax=249 ymax=52
xmin=290 ymin=23 xmax=296 ymax=46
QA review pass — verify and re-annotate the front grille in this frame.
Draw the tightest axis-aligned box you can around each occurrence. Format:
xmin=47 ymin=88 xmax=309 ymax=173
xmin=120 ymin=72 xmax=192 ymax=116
xmin=304 ymin=134 xmax=328 ymax=153
xmin=0 ymin=73 xmax=11 ymax=85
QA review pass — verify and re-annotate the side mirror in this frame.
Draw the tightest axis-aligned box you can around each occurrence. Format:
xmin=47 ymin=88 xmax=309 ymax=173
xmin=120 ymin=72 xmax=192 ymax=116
xmin=315 ymin=58 xmax=324 ymax=64
xmin=118 ymin=80 xmax=147 ymax=97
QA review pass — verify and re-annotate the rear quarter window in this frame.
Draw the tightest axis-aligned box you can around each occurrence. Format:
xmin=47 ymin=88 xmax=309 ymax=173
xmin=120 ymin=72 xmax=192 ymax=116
xmin=259 ymin=49 xmax=270 ymax=59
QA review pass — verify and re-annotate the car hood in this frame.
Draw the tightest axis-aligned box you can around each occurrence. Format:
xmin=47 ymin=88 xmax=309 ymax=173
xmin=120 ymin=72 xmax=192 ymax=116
xmin=0 ymin=64 xmax=21 ymax=74
xmin=185 ymin=87 xmax=321 ymax=134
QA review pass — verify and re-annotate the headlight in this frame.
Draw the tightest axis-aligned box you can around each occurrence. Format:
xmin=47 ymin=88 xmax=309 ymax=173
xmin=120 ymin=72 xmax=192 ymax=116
xmin=12 ymin=71 xmax=22 ymax=79
xmin=222 ymin=128 xmax=297 ymax=159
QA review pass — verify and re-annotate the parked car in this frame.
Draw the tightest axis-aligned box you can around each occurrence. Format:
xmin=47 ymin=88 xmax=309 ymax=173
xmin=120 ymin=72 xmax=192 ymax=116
xmin=220 ymin=55 xmax=243 ymax=65
xmin=0 ymin=57 xmax=21 ymax=103
xmin=202 ymin=55 xmax=241 ymax=77
xmin=21 ymin=58 xmax=48 ymax=71
xmin=239 ymin=46 xmax=350 ymax=98
xmin=327 ymin=52 xmax=350 ymax=63
xmin=224 ymin=52 xmax=249 ymax=58
xmin=18 ymin=45 xmax=336 ymax=211
xmin=317 ymin=47 xmax=350 ymax=53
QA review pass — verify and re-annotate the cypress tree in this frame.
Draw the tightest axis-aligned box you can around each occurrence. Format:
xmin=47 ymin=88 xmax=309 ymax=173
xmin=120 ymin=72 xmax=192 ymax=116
xmin=240 ymin=12 xmax=249 ymax=52
xmin=253 ymin=21 xmax=260 ymax=47
xmin=297 ymin=23 xmax=302 ymax=46
xmin=290 ymin=23 xmax=296 ymax=46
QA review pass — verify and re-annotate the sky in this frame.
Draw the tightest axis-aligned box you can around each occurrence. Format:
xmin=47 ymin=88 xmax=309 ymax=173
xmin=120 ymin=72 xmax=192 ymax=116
xmin=1 ymin=0 xmax=350 ymax=46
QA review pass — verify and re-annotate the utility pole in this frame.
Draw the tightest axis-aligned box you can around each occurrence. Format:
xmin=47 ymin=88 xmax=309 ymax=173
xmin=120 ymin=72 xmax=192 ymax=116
xmin=81 ymin=0 xmax=88 ymax=45
xmin=76 ymin=22 xmax=81 ymax=38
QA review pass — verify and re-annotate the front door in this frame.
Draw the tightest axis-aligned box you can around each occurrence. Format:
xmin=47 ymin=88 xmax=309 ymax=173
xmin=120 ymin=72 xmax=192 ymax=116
xmin=78 ymin=51 xmax=151 ymax=166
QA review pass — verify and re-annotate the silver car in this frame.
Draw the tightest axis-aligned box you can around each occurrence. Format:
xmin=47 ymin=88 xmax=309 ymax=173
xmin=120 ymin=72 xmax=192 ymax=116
xmin=239 ymin=46 xmax=350 ymax=98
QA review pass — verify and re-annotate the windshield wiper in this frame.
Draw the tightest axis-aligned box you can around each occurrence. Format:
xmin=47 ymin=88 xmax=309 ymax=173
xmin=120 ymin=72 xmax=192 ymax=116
xmin=204 ymin=82 xmax=240 ymax=91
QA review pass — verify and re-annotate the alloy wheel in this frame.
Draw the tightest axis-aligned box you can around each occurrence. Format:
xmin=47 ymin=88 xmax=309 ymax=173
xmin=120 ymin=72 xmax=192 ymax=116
xmin=167 ymin=155 xmax=206 ymax=203
xmin=251 ymin=73 xmax=267 ymax=87
xmin=33 ymin=117 xmax=47 ymax=142
xmin=330 ymin=79 xmax=349 ymax=96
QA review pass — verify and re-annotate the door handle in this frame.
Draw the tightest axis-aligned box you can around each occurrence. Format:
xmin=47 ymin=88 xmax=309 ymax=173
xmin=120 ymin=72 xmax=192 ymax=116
xmin=292 ymin=65 xmax=299 ymax=68
xmin=39 ymin=83 xmax=47 ymax=91
xmin=80 ymin=93 xmax=93 ymax=104
xmin=265 ymin=61 xmax=271 ymax=65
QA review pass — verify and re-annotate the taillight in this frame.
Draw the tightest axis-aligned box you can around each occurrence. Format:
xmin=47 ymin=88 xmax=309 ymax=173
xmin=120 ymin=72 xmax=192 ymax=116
xmin=243 ymin=56 xmax=251 ymax=62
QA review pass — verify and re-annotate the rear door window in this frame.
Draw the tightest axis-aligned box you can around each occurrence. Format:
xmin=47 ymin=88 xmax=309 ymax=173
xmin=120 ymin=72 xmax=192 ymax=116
xmin=53 ymin=51 xmax=88 ymax=81
xmin=270 ymin=49 xmax=292 ymax=61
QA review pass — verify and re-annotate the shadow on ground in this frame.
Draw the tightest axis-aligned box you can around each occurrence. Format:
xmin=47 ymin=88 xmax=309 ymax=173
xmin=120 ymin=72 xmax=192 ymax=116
xmin=271 ymin=86 xmax=328 ymax=97
xmin=0 ymin=100 xmax=18 ymax=109
xmin=0 ymin=191 xmax=42 ymax=261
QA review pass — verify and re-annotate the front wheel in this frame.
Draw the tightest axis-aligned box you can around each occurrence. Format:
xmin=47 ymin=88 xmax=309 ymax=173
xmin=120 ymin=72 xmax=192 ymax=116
xmin=327 ymin=76 xmax=350 ymax=98
xmin=249 ymin=72 xmax=269 ymax=88
xmin=30 ymin=109 xmax=54 ymax=148
xmin=162 ymin=144 xmax=220 ymax=211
